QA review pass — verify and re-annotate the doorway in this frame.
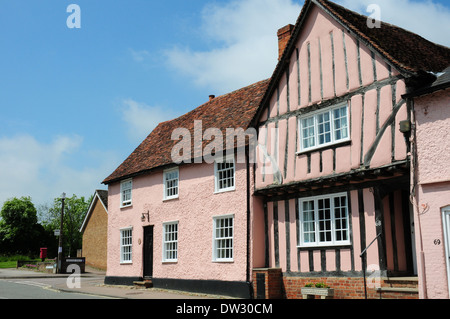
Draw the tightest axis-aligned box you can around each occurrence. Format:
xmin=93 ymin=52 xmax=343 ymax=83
xmin=143 ymin=226 xmax=154 ymax=279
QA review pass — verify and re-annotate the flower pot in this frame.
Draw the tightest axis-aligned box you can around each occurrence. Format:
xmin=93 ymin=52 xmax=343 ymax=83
xmin=301 ymin=287 xmax=334 ymax=299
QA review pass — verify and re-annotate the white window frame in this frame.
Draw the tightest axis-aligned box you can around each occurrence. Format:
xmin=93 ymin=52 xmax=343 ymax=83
xmin=298 ymin=192 xmax=350 ymax=247
xmin=120 ymin=179 xmax=132 ymax=207
xmin=163 ymin=167 xmax=179 ymax=200
xmin=297 ymin=103 xmax=350 ymax=153
xmin=162 ymin=221 xmax=178 ymax=262
xmin=120 ymin=227 xmax=133 ymax=264
xmin=214 ymin=155 xmax=236 ymax=193
xmin=212 ymin=214 xmax=234 ymax=262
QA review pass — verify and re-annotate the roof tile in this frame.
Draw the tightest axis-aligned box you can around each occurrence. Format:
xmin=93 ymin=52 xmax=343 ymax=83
xmin=103 ymin=79 xmax=269 ymax=184
xmin=317 ymin=0 xmax=450 ymax=73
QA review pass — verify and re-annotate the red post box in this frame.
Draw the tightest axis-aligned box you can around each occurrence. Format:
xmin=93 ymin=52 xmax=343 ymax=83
xmin=40 ymin=247 xmax=47 ymax=261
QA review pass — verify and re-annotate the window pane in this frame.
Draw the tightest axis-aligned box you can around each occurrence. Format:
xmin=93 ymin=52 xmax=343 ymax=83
xmin=214 ymin=216 xmax=233 ymax=260
xmin=163 ymin=222 xmax=178 ymax=261
xmin=302 ymin=117 xmax=315 ymax=149
xmin=333 ymin=106 xmax=348 ymax=141
xmin=120 ymin=229 xmax=132 ymax=262
xmin=299 ymin=104 xmax=349 ymax=152
xmin=334 ymin=195 xmax=348 ymax=242
xmin=302 ymin=200 xmax=315 ymax=243
xmin=318 ymin=198 xmax=332 ymax=243
xmin=121 ymin=180 xmax=132 ymax=206
xmin=216 ymin=159 xmax=235 ymax=191
xmin=317 ymin=112 xmax=331 ymax=145
xmin=300 ymin=194 xmax=349 ymax=246
xmin=164 ymin=169 xmax=179 ymax=199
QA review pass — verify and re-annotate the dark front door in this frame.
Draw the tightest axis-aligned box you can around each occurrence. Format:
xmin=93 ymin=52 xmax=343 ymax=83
xmin=143 ymin=226 xmax=153 ymax=279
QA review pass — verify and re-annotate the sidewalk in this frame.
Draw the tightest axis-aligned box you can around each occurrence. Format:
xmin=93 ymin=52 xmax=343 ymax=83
xmin=0 ymin=267 xmax=229 ymax=299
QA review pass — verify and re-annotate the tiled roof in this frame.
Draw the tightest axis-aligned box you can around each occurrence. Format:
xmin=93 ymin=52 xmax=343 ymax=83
xmin=80 ymin=189 xmax=108 ymax=233
xmin=96 ymin=189 xmax=108 ymax=210
xmin=317 ymin=0 xmax=450 ymax=74
xmin=252 ymin=0 xmax=450 ymax=125
xmin=103 ymin=79 xmax=270 ymax=184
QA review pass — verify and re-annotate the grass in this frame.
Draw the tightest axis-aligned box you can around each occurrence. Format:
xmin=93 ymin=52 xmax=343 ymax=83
xmin=0 ymin=255 xmax=40 ymax=269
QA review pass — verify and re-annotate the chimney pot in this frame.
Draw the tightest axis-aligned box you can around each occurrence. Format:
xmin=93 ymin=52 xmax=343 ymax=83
xmin=209 ymin=95 xmax=215 ymax=101
xmin=277 ymin=24 xmax=294 ymax=61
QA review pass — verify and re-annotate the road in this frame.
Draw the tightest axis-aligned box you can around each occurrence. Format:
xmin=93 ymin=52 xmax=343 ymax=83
xmin=0 ymin=276 xmax=113 ymax=299
xmin=0 ymin=268 xmax=226 ymax=299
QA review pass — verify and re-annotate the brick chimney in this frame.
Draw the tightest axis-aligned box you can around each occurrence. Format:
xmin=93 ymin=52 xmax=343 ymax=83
xmin=277 ymin=24 xmax=294 ymax=60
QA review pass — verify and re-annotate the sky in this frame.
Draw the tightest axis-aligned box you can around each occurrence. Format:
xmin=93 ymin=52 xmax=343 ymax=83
xmin=1 ymin=0 xmax=449 ymax=209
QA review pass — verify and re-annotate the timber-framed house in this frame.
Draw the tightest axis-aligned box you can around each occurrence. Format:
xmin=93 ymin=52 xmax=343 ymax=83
xmin=250 ymin=0 xmax=450 ymax=299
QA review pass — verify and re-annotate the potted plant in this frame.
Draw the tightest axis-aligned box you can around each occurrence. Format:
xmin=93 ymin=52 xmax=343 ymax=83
xmin=301 ymin=282 xmax=334 ymax=299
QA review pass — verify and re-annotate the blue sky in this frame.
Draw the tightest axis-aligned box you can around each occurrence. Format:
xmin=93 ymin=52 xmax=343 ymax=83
xmin=1 ymin=0 xmax=449 ymax=208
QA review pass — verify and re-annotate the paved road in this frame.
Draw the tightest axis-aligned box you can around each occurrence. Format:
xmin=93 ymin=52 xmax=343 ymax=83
xmin=0 ymin=268 xmax=222 ymax=299
xmin=0 ymin=279 xmax=111 ymax=299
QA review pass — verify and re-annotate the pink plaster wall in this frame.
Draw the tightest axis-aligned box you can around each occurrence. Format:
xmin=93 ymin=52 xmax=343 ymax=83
xmin=106 ymin=159 xmax=251 ymax=282
xmin=416 ymin=90 xmax=450 ymax=185
xmin=253 ymin=4 xmax=413 ymax=275
xmin=263 ymin=189 xmax=380 ymax=274
xmin=255 ymin=5 xmax=408 ymax=190
xmin=414 ymin=88 xmax=450 ymax=298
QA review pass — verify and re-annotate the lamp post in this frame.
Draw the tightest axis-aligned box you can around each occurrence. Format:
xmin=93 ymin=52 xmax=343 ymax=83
xmin=57 ymin=192 xmax=66 ymax=274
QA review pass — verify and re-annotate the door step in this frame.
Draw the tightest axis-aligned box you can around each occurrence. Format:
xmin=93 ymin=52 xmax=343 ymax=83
xmin=376 ymin=277 xmax=418 ymax=299
xmin=376 ymin=287 xmax=418 ymax=293
xmin=133 ymin=279 xmax=153 ymax=288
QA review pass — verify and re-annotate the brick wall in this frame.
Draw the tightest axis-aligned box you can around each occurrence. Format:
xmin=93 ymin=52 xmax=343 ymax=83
xmin=277 ymin=24 xmax=294 ymax=60
xmin=82 ymin=199 xmax=108 ymax=270
xmin=284 ymin=276 xmax=372 ymax=299
xmin=252 ymin=269 xmax=418 ymax=299
xmin=284 ymin=276 xmax=418 ymax=299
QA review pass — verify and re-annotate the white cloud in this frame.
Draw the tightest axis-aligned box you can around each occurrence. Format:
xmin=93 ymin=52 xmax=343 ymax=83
xmin=165 ymin=0 xmax=302 ymax=94
xmin=336 ymin=0 xmax=450 ymax=46
xmin=0 ymin=134 xmax=117 ymax=208
xmin=165 ymin=0 xmax=449 ymax=94
xmin=120 ymin=98 xmax=178 ymax=143
xmin=129 ymin=48 xmax=151 ymax=63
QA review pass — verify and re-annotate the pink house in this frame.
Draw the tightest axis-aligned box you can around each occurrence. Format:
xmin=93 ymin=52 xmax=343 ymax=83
xmin=404 ymin=67 xmax=450 ymax=299
xmin=102 ymin=80 xmax=269 ymax=298
xmin=102 ymin=0 xmax=450 ymax=299
xmin=250 ymin=0 xmax=450 ymax=299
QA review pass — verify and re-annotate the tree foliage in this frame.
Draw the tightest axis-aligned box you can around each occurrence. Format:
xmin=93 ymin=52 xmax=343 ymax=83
xmin=40 ymin=194 xmax=91 ymax=257
xmin=0 ymin=194 xmax=91 ymax=258
xmin=0 ymin=197 xmax=49 ymax=256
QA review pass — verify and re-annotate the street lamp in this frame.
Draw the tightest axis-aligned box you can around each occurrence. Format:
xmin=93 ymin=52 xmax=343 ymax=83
xmin=57 ymin=192 xmax=66 ymax=274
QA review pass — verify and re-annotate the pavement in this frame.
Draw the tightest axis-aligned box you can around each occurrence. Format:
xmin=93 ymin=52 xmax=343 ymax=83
xmin=0 ymin=266 xmax=231 ymax=299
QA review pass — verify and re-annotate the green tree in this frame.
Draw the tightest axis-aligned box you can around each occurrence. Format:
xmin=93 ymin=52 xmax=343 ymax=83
xmin=0 ymin=197 xmax=47 ymax=256
xmin=40 ymin=194 xmax=90 ymax=257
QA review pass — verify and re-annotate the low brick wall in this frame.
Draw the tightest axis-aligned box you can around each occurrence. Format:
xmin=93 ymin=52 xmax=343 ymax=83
xmin=284 ymin=276 xmax=370 ymax=299
xmin=283 ymin=276 xmax=418 ymax=299
xmin=252 ymin=269 xmax=418 ymax=299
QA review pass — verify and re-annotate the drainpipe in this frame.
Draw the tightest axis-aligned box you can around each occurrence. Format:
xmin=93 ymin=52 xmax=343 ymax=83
xmin=409 ymin=98 xmax=427 ymax=299
xmin=245 ymin=146 xmax=252 ymax=292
